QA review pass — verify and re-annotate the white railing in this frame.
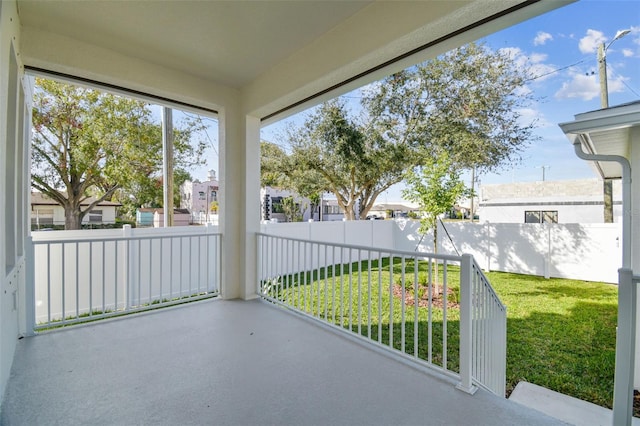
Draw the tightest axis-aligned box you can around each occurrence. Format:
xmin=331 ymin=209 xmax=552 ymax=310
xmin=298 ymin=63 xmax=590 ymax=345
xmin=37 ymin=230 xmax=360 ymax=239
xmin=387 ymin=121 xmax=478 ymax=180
xmin=28 ymin=225 xmax=221 ymax=330
xmin=256 ymin=233 xmax=507 ymax=396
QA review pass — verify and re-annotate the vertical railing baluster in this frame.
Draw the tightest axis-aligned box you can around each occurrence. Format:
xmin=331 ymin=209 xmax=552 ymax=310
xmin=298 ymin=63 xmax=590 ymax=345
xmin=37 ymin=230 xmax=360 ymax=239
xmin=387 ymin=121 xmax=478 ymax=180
xmin=61 ymin=243 xmax=66 ymax=324
xmin=367 ymin=250 xmax=372 ymax=339
xmin=75 ymin=242 xmax=79 ymax=320
xmin=377 ymin=251 xmax=382 ymax=344
xmin=101 ymin=241 xmax=106 ymax=314
xmin=47 ymin=244 xmax=51 ymax=325
xmin=442 ymin=260 xmax=448 ymax=370
xmin=401 ymin=255 xmax=406 ymax=354
xmin=428 ymin=258 xmax=432 ymax=364
xmin=414 ymin=256 xmax=419 ymax=358
xmin=357 ymin=249 xmax=362 ymax=336
xmin=348 ymin=249 xmax=352 ymax=332
xmin=389 ymin=254 xmax=393 ymax=348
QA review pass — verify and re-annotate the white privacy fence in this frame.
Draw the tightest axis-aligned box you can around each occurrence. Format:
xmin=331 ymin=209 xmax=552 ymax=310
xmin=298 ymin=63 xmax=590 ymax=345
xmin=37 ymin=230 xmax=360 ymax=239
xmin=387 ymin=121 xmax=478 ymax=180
xmin=29 ymin=225 xmax=221 ymax=330
xmin=257 ymin=233 xmax=507 ymax=396
xmin=264 ymin=220 xmax=621 ymax=283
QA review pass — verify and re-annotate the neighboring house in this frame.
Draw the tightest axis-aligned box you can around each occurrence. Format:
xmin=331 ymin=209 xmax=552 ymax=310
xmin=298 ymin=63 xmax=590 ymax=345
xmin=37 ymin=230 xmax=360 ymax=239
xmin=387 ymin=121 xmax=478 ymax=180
xmin=477 ymin=178 xmax=622 ymax=224
xmin=368 ymin=203 xmax=417 ymax=219
xmin=31 ymin=192 xmax=121 ymax=228
xmin=180 ymin=170 xmax=219 ymax=220
xmin=261 ymin=188 xmax=369 ymax=222
xmin=261 ymin=187 xmax=313 ymax=222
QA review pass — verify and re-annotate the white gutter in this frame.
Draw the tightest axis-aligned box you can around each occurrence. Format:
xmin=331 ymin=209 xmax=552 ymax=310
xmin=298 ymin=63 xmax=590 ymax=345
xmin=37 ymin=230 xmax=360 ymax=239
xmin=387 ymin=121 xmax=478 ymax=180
xmin=573 ymin=137 xmax=631 ymax=268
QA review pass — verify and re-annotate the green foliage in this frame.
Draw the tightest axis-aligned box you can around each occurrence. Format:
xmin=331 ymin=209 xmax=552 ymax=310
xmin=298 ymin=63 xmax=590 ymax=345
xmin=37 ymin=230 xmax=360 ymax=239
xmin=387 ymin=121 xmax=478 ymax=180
xmin=264 ymin=42 xmax=536 ymax=220
xmin=363 ymin=42 xmax=537 ymax=174
xmin=31 ymin=78 xmax=206 ymax=228
xmin=281 ymin=196 xmax=304 ymax=222
xmin=402 ymin=152 xmax=469 ymax=251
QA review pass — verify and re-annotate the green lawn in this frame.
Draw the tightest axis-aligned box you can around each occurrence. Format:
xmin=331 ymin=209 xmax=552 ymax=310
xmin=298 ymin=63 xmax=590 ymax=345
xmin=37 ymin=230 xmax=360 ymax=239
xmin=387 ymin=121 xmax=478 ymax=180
xmin=486 ymin=271 xmax=617 ymax=408
xmin=263 ymin=260 xmax=618 ymax=410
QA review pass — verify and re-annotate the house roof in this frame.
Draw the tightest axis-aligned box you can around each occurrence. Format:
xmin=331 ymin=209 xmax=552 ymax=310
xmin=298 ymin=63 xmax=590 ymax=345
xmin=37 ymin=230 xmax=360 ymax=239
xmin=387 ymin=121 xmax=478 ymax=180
xmin=17 ymin=1 xmax=569 ymax=123
xmin=559 ymin=101 xmax=640 ymax=179
xmin=31 ymin=192 xmax=122 ymax=207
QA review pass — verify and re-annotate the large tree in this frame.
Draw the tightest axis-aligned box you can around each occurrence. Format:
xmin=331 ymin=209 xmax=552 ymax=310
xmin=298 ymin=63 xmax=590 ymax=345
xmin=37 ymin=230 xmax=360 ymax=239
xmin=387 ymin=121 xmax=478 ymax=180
xmin=263 ymin=42 xmax=536 ymax=220
xmin=284 ymin=101 xmax=414 ymax=220
xmin=31 ymin=78 xmax=205 ymax=229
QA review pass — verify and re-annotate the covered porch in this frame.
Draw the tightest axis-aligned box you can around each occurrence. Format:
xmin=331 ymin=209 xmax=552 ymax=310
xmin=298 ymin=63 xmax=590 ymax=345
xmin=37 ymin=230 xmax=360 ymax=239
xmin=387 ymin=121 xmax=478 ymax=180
xmin=1 ymin=299 xmax=562 ymax=425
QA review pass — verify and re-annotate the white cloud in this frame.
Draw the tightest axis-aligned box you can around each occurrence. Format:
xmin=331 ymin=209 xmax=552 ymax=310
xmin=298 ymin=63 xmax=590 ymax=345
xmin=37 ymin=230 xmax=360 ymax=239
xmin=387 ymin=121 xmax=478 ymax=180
xmin=622 ymin=48 xmax=634 ymax=57
xmin=554 ymin=73 xmax=599 ymax=100
xmin=517 ymin=107 xmax=552 ymax=128
xmin=533 ymin=31 xmax=553 ymax=46
xmin=554 ymin=71 xmax=628 ymax=101
xmin=579 ymin=29 xmax=606 ymax=54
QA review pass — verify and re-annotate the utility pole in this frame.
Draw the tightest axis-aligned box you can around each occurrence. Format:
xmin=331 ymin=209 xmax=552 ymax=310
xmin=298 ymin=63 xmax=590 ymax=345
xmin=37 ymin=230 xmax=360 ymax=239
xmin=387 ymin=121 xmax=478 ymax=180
xmin=538 ymin=165 xmax=549 ymax=181
xmin=162 ymin=107 xmax=174 ymax=227
xmin=598 ymin=29 xmax=630 ymax=223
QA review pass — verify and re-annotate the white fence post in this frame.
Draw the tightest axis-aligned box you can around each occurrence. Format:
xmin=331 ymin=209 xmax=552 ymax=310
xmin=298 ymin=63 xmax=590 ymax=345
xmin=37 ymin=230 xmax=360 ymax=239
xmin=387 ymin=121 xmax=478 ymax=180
xmin=457 ymin=253 xmax=477 ymax=394
xmin=612 ymin=268 xmax=637 ymax=426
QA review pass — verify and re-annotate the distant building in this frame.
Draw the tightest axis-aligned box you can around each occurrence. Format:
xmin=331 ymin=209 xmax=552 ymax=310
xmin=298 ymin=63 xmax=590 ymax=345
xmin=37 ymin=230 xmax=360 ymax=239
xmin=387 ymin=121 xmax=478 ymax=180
xmin=478 ymin=178 xmax=622 ymax=223
xmin=180 ymin=170 xmax=219 ymax=221
xmin=261 ymin=188 xmax=346 ymax=222
xmin=31 ymin=192 xmax=121 ymax=228
xmin=368 ymin=203 xmax=417 ymax=219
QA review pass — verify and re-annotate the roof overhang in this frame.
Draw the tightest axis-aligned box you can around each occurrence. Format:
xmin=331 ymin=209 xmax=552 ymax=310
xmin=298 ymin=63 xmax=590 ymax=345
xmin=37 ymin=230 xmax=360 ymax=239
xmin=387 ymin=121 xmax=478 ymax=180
xmin=559 ymin=102 xmax=640 ymax=179
xmin=16 ymin=0 xmax=572 ymax=122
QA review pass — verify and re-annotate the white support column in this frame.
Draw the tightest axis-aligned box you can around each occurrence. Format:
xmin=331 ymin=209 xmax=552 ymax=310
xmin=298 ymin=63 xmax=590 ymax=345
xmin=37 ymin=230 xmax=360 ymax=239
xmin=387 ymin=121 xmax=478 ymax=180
xmin=630 ymin=126 xmax=640 ymax=391
xmin=218 ymin=104 xmax=260 ymax=300
xmin=613 ymin=268 xmax=637 ymax=426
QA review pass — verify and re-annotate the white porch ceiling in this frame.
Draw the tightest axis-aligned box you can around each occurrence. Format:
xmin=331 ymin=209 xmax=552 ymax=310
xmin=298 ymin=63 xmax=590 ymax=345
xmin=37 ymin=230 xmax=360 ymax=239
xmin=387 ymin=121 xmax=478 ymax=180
xmin=17 ymin=0 xmax=571 ymax=119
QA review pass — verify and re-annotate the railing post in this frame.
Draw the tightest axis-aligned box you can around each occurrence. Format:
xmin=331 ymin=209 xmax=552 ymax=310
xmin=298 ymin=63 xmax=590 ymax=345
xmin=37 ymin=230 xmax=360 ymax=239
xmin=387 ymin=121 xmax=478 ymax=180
xmin=612 ymin=268 xmax=636 ymax=426
xmin=457 ymin=253 xmax=477 ymax=394
xmin=123 ymin=225 xmax=132 ymax=310
xmin=23 ymin=236 xmax=36 ymax=336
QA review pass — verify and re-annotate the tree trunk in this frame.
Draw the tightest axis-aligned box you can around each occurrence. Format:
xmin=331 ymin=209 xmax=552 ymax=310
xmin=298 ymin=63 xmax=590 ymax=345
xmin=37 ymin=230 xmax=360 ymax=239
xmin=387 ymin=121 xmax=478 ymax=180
xmin=65 ymin=207 xmax=83 ymax=230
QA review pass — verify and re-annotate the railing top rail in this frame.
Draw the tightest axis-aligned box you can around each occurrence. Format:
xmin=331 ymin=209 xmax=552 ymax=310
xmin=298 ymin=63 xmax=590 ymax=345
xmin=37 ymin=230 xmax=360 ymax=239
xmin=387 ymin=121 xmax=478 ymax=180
xmin=31 ymin=231 xmax=222 ymax=245
xmin=470 ymin=257 xmax=507 ymax=311
xmin=256 ymin=232 xmax=463 ymax=262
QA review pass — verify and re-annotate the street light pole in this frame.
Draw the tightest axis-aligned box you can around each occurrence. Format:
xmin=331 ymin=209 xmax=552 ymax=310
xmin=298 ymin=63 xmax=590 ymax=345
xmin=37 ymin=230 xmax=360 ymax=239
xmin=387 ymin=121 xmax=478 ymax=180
xmin=598 ymin=29 xmax=631 ymax=109
xmin=596 ymin=29 xmax=630 ymax=224
xmin=597 ymin=42 xmax=609 ymax=108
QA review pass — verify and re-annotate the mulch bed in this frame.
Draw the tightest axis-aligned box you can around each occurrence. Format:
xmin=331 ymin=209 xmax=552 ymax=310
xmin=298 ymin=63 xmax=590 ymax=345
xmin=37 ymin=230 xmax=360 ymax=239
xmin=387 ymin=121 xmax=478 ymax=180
xmin=635 ymin=390 xmax=640 ymax=418
xmin=392 ymin=284 xmax=459 ymax=310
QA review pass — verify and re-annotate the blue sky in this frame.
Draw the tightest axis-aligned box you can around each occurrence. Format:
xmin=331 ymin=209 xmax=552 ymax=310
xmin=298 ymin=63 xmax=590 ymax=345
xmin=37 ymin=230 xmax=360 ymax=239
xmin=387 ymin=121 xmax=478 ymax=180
xmin=261 ymin=0 xmax=640 ymax=202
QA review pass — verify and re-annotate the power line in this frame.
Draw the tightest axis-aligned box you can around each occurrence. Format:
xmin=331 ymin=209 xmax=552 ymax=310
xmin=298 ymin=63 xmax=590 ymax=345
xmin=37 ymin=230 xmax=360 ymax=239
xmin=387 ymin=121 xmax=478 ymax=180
xmin=525 ymin=59 xmax=586 ymax=82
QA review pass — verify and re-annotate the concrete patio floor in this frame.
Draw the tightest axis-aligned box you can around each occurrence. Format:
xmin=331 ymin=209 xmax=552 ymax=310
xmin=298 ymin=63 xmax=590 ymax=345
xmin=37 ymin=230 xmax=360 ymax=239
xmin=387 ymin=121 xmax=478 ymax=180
xmin=1 ymin=298 xmax=566 ymax=425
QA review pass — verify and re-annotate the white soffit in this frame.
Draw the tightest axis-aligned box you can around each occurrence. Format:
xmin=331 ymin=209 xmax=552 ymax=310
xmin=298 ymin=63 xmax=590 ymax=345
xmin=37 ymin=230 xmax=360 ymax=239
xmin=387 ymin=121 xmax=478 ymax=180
xmin=560 ymin=102 xmax=640 ymax=179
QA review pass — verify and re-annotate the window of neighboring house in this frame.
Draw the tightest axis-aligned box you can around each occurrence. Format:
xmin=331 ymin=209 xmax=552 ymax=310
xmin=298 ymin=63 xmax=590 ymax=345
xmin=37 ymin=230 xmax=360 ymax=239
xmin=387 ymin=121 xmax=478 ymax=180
xmin=211 ymin=190 xmax=217 ymax=201
xmin=323 ymin=205 xmax=341 ymax=215
xmin=88 ymin=209 xmax=103 ymax=222
xmin=271 ymin=197 xmax=284 ymax=214
xmin=525 ymin=210 xmax=558 ymax=224
xmin=32 ymin=208 xmax=54 ymax=225
xmin=198 ymin=191 xmax=205 ymax=200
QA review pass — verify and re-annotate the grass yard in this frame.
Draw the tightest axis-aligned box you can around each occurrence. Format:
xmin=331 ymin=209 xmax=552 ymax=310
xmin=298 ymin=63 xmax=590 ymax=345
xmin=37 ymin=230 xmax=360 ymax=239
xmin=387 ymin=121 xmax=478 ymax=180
xmin=485 ymin=271 xmax=618 ymax=409
xmin=264 ymin=259 xmax=619 ymax=412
